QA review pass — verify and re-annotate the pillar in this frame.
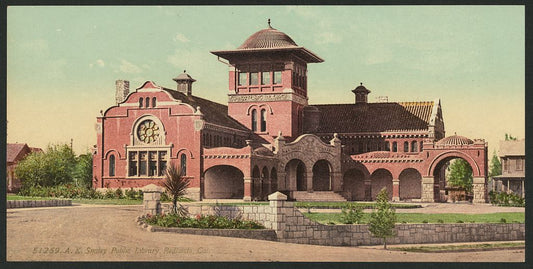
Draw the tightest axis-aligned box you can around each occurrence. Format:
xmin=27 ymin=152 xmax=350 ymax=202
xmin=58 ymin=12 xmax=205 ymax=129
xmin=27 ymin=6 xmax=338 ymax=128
xmin=268 ymin=191 xmax=291 ymax=239
xmin=364 ymin=179 xmax=372 ymax=201
xmin=142 ymin=184 xmax=163 ymax=215
xmin=392 ymin=178 xmax=400 ymax=202
xmin=331 ymin=171 xmax=343 ymax=192
xmin=522 ymin=180 xmax=524 ymax=198
xmin=472 ymin=177 xmax=487 ymax=204
xmin=306 ymin=170 xmax=313 ymax=192
xmin=243 ymin=177 xmax=252 ymax=201
xmin=421 ymin=177 xmax=434 ymax=202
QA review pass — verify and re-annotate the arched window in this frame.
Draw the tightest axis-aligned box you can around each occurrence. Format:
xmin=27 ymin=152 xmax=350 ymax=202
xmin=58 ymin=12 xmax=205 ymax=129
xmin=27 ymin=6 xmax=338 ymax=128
xmin=420 ymin=142 xmax=423 ymax=152
xmin=139 ymin=98 xmax=143 ymax=108
xmin=404 ymin=141 xmax=409 ymax=152
xmin=152 ymin=97 xmax=156 ymax=107
xmin=392 ymin=142 xmax=398 ymax=152
xmin=411 ymin=141 xmax=418 ymax=152
xmin=260 ymin=109 xmax=267 ymax=132
xmin=251 ymin=109 xmax=257 ymax=132
xmin=385 ymin=141 xmax=390 ymax=151
xmin=145 ymin=97 xmax=150 ymax=108
xmin=109 ymin=155 xmax=115 ymax=176
xmin=180 ymin=153 xmax=187 ymax=176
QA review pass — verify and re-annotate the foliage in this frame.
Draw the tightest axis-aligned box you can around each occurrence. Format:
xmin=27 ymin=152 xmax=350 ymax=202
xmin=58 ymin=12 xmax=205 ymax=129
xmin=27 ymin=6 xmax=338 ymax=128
xmin=504 ymin=133 xmax=517 ymax=141
xmin=340 ymin=203 xmax=363 ymax=224
xmin=162 ymin=164 xmax=190 ymax=217
xmin=488 ymin=191 xmax=524 ymax=207
xmin=447 ymin=159 xmax=473 ymax=193
xmin=72 ymin=152 xmax=93 ymax=188
xmin=294 ymin=201 xmax=421 ymax=209
xmin=488 ymin=151 xmax=502 ymax=178
xmin=143 ymin=213 xmax=265 ymax=229
xmin=16 ymin=184 xmax=148 ymax=201
xmin=391 ymin=242 xmax=525 ymax=253
xmin=15 ymin=144 xmax=77 ymax=190
xmin=368 ymin=188 xmax=397 ymax=249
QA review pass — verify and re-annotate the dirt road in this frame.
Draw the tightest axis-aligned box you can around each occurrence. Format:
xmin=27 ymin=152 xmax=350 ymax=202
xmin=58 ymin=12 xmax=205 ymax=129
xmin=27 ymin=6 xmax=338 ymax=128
xmin=6 ymin=204 xmax=524 ymax=262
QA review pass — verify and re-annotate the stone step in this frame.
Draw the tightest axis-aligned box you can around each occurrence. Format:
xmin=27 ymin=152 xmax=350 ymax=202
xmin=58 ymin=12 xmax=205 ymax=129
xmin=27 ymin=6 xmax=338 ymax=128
xmin=292 ymin=191 xmax=347 ymax=202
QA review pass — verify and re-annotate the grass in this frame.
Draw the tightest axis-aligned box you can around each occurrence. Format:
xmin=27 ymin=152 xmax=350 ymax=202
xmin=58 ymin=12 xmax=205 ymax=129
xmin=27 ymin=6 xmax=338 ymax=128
xmin=390 ymin=242 xmax=525 ymax=252
xmin=6 ymin=195 xmax=58 ymax=201
xmin=303 ymin=212 xmax=525 ymax=224
xmin=295 ymin=201 xmax=421 ymax=209
xmin=7 ymin=195 xmax=143 ymax=205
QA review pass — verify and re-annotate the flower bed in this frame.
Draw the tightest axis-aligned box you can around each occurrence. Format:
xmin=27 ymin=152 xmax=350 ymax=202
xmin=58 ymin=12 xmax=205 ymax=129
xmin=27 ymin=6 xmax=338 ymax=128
xmin=141 ymin=213 xmax=266 ymax=229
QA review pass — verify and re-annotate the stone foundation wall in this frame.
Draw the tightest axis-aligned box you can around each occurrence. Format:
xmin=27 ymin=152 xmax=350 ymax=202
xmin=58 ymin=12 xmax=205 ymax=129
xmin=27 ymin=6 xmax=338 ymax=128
xmin=7 ymin=199 xmax=72 ymax=209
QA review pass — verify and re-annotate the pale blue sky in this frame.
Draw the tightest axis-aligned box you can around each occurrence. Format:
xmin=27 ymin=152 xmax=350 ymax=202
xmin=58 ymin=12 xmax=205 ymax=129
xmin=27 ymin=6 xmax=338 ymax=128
xmin=7 ymin=6 xmax=524 ymax=154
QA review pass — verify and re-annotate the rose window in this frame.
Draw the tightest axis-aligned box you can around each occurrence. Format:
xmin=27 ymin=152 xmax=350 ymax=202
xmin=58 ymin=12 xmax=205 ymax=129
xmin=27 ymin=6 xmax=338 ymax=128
xmin=137 ymin=120 xmax=160 ymax=143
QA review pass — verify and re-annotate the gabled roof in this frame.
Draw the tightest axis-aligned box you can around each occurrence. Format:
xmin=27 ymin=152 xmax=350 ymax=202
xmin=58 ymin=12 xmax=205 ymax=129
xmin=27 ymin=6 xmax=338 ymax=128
xmin=499 ymin=139 xmax=525 ymax=157
xmin=7 ymin=143 xmax=31 ymax=163
xmin=161 ymin=89 xmax=250 ymax=132
xmin=309 ymin=101 xmax=435 ymax=133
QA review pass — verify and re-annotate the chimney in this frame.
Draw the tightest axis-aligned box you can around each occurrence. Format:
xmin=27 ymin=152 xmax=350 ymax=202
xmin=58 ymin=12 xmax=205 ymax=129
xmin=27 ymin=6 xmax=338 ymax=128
xmin=115 ymin=80 xmax=129 ymax=104
xmin=351 ymin=82 xmax=371 ymax=104
xmin=173 ymin=70 xmax=196 ymax=95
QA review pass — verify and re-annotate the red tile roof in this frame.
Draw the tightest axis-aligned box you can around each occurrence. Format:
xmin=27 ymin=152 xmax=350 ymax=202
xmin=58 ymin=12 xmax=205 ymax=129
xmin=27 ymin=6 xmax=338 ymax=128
xmin=7 ymin=143 xmax=30 ymax=163
xmin=310 ymin=101 xmax=435 ymax=133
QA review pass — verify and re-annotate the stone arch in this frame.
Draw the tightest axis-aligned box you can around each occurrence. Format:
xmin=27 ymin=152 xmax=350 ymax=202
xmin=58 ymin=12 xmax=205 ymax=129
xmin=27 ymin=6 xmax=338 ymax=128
xmin=285 ymin=159 xmax=307 ymax=191
xmin=431 ymin=155 xmax=475 ymax=202
xmin=104 ymin=149 xmax=122 ymax=160
xmin=343 ymin=169 xmax=366 ymax=201
xmin=312 ymin=160 xmax=332 ymax=191
xmin=370 ymin=168 xmax=393 ymax=200
xmin=175 ymin=148 xmax=194 ymax=159
xmin=246 ymin=103 xmax=274 ymax=115
xmin=203 ymin=165 xmax=244 ymax=199
xmin=427 ymin=151 xmax=481 ymax=177
xmin=399 ymin=168 xmax=422 ymax=200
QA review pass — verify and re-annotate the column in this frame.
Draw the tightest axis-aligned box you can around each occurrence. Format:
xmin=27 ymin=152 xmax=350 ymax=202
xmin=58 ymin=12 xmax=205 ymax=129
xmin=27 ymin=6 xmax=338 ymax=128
xmin=472 ymin=177 xmax=487 ymax=204
xmin=331 ymin=171 xmax=343 ymax=192
xmin=306 ymin=170 xmax=313 ymax=192
xmin=142 ymin=184 xmax=163 ymax=215
xmin=364 ymin=179 xmax=372 ymax=201
xmin=392 ymin=178 xmax=400 ymax=202
xmin=243 ymin=177 xmax=252 ymax=201
xmin=258 ymin=178 xmax=264 ymax=200
xmin=421 ymin=177 xmax=434 ymax=202
xmin=522 ymin=180 xmax=525 ymax=198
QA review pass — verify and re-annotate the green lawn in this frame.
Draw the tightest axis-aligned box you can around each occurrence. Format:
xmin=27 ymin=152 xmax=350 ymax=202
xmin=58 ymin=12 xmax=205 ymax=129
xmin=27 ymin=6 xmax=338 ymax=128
xmin=6 ymin=195 xmax=57 ymax=201
xmin=295 ymin=201 xmax=421 ymax=209
xmin=303 ymin=212 xmax=525 ymax=224
xmin=7 ymin=195 xmax=143 ymax=205
xmin=390 ymin=242 xmax=525 ymax=252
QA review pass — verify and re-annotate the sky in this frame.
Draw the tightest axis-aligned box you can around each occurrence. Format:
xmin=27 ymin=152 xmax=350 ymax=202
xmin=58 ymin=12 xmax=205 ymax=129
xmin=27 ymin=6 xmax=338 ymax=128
xmin=6 ymin=6 xmax=525 ymax=155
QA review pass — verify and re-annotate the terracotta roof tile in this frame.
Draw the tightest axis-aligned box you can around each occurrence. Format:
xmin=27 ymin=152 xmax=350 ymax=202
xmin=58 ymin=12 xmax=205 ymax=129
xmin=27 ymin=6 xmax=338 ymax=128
xmin=162 ymin=89 xmax=250 ymax=132
xmin=310 ymin=101 xmax=434 ymax=133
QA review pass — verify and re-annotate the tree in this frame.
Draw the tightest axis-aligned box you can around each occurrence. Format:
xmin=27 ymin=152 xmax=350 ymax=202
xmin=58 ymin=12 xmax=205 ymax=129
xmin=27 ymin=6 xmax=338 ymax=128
xmin=505 ymin=133 xmax=517 ymax=141
xmin=15 ymin=144 xmax=77 ymax=190
xmin=488 ymin=150 xmax=502 ymax=178
xmin=73 ymin=152 xmax=93 ymax=188
xmin=162 ymin=164 xmax=190 ymax=217
xmin=368 ymin=188 xmax=397 ymax=249
xmin=447 ymin=159 xmax=473 ymax=193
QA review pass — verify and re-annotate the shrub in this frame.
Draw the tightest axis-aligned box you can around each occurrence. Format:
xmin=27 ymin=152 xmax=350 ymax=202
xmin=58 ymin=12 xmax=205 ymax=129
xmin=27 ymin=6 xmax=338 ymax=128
xmin=500 ymin=218 xmax=507 ymax=223
xmin=114 ymin=188 xmax=124 ymax=199
xmin=456 ymin=220 xmax=464 ymax=223
xmin=143 ymin=214 xmax=265 ymax=229
xmin=104 ymin=188 xmax=115 ymax=199
xmin=340 ymin=203 xmax=363 ymax=224
xmin=422 ymin=220 xmax=428 ymax=224
xmin=489 ymin=191 xmax=524 ymax=207
xmin=437 ymin=219 xmax=444 ymax=224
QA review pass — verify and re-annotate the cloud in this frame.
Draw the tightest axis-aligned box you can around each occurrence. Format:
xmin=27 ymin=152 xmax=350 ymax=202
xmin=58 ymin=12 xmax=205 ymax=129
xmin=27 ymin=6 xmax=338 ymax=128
xmin=96 ymin=59 xmax=105 ymax=67
xmin=173 ymin=33 xmax=190 ymax=43
xmin=21 ymin=39 xmax=49 ymax=55
xmin=119 ymin=60 xmax=142 ymax=74
xmin=315 ymin=32 xmax=342 ymax=45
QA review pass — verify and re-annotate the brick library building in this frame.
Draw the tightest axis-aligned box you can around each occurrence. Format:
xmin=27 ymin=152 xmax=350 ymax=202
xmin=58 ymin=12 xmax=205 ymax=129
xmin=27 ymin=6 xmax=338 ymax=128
xmin=93 ymin=22 xmax=489 ymax=203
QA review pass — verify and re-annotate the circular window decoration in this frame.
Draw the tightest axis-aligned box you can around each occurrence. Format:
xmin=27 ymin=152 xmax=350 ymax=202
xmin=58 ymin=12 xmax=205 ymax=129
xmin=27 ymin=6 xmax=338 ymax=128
xmin=137 ymin=120 xmax=160 ymax=143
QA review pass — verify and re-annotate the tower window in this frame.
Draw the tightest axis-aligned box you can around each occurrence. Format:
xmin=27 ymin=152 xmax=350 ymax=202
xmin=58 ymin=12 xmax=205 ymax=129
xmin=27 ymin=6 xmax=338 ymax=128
xmin=109 ymin=155 xmax=115 ymax=176
xmin=180 ymin=153 xmax=187 ymax=176
xmin=420 ymin=142 xmax=423 ymax=152
xmin=139 ymin=98 xmax=143 ymax=108
xmin=152 ymin=97 xmax=156 ymax=107
xmin=392 ymin=142 xmax=397 ymax=152
xmin=260 ymin=109 xmax=267 ymax=132
xmin=404 ymin=142 xmax=409 ymax=152
xmin=273 ymin=71 xmax=282 ymax=84
xmin=385 ymin=142 xmax=391 ymax=151
xmin=238 ymin=72 xmax=247 ymax=86
xmin=251 ymin=109 xmax=257 ymax=132
xmin=411 ymin=141 xmax=418 ymax=152
xmin=250 ymin=72 xmax=258 ymax=85
xmin=145 ymin=97 xmax=149 ymax=108
xmin=261 ymin=72 xmax=270 ymax=85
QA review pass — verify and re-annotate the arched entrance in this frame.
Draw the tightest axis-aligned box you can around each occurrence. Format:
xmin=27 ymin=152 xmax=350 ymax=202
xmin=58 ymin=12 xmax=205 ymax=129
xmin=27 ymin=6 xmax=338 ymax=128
xmin=399 ymin=168 xmax=422 ymax=200
xmin=371 ymin=169 xmax=393 ymax=200
xmin=343 ymin=169 xmax=366 ymax=201
xmin=204 ymin=165 xmax=244 ymax=199
xmin=432 ymin=157 xmax=473 ymax=202
xmin=312 ymin=160 xmax=332 ymax=191
xmin=285 ymin=159 xmax=307 ymax=191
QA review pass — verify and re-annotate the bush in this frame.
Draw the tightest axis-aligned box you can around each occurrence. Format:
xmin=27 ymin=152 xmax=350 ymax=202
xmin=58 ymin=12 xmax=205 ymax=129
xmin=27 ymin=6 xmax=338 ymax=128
xmin=500 ymin=218 xmax=507 ymax=223
xmin=114 ymin=188 xmax=124 ymax=199
xmin=143 ymin=213 xmax=265 ymax=229
xmin=489 ymin=191 xmax=524 ymax=207
xmin=340 ymin=203 xmax=363 ymax=224
xmin=422 ymin=220 xmax=428 ymax=224
xmin=457 ymin=220 xmax=464 ymax=223
xmin=437 ymin=219 xmax=444 ymax=223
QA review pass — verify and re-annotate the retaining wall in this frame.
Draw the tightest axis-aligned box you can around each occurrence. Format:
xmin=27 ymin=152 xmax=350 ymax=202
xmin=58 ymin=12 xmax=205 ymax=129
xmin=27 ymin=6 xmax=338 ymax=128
xmin=7 ymin=199 xmax=72 ymax=209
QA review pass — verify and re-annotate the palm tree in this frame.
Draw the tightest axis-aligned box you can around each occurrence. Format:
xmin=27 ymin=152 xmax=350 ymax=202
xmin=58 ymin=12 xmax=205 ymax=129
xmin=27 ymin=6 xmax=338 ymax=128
xmin=162 ymin=164 xmax=190 ymax=217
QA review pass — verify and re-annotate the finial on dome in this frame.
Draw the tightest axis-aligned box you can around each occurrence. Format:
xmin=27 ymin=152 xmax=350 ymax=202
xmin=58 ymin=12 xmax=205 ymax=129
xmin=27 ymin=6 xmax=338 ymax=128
xmin=268 ymin=18 xmax=272 ymax=28
xmin=360 ymin=82 xmax=363 ymax=86
xmin=183 ymin=70 xmax=186 ymax=73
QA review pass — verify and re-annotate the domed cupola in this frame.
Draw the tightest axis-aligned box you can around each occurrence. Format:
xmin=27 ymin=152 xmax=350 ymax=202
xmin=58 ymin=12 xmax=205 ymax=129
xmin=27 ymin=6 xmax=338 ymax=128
xmin=352 ymin=82 xmax=371 ymax=104
xmin=238 ymin=20 xmax=298 ymax=49
xmin=436 ymin=134 xmax=474 ymax=146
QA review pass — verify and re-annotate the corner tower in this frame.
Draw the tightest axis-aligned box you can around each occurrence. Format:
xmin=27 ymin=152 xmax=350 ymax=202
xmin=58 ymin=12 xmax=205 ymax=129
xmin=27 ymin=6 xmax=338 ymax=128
xmin=211 ymin=20 xmax=323 ymax=142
